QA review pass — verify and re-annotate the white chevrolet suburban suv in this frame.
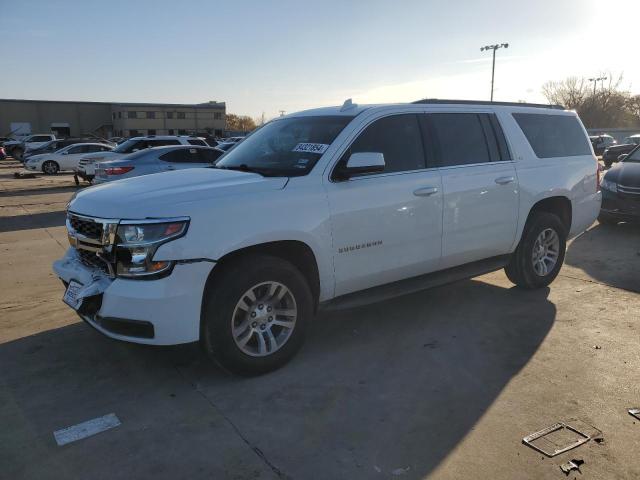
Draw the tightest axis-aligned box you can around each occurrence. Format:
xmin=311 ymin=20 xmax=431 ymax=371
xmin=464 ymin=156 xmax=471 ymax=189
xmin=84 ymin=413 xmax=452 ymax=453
xmin=54 ymin=100 xmax=601 ymax=375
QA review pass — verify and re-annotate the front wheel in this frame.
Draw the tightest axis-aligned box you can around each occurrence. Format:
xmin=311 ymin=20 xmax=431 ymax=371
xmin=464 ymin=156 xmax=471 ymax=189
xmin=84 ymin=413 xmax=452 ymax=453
xmin=42 ymin=160 xmax=59 ymax=175
xmin=201 ymin=255 xmax=313 ymax=376
xmin=505 ymin=212 xmax=567 ymax=289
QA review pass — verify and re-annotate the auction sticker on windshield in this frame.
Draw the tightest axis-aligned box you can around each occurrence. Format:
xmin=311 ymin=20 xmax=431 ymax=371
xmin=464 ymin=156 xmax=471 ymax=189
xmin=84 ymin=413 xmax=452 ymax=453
xmin=292 ymin=143 xmax=329 ymax=154
xmin=63 ymin=280 xmax=83 ymax=310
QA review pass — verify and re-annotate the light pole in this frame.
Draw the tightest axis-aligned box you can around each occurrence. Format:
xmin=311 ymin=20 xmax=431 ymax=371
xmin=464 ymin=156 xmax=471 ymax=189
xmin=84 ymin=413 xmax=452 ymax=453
xmin=588 ymin=76 xmax=607 ymax=95
xmin=480 ymin=43 xmax=509 ymax=101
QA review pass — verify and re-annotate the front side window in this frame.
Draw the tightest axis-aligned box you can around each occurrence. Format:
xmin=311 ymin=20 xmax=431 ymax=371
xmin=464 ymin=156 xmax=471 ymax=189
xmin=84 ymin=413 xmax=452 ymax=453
xmin=216 ymin=115 xmax=353 ymax=177
xmin=513 ymin=113 xmax=591 ymax=158
xmin=337 ymin=114 xmax=425 ymax=175
xmin=188 ymin=139 xmax=207 ymax=146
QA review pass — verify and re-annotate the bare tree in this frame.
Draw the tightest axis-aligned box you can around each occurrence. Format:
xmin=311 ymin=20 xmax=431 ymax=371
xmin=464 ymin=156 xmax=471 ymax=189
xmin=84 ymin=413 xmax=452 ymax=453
xmin=542 ymin=76 xmax=588 ymax=109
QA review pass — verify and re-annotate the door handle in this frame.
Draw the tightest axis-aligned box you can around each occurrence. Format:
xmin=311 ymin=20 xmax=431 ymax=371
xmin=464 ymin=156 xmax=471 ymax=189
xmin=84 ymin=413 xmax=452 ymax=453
xmin=495 ymin=176 xmax=515 ymax=185
xmin=413 ymin=186 xmax=439 ymax=197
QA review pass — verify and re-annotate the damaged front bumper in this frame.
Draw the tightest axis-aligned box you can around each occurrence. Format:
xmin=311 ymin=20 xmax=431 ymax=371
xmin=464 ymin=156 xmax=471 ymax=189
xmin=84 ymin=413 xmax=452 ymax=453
xmin=53 ymin=248 xmax=214 ymax=345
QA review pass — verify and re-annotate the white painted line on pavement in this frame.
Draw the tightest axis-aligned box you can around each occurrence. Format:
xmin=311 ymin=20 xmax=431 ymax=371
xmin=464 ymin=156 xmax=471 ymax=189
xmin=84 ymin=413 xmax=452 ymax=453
xmin=53 ymin=413 xmax=121 ymax=446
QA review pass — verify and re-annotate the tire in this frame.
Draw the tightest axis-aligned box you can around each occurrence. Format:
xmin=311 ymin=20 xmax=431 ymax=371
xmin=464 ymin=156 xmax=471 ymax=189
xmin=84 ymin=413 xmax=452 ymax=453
xmin=42 ymin=160 xmax=59 ymax=175
xmin=604 ymin=160 xmax=612 ymax=169
xmin=598 ymin=212 xmax=618 ymax=226
xmin=201 ymin=254 xmax=314 ymax=376
xmin=505 ymin=211 xmax=567 ymax=289
xmin=13 ymin=147 xmax=24 ymax=160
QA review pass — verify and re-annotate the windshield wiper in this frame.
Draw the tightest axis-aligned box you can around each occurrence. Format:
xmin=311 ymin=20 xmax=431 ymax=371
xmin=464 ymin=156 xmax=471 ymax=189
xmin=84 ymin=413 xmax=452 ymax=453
xmin=215 ymin=164 xmax=265 ymax=176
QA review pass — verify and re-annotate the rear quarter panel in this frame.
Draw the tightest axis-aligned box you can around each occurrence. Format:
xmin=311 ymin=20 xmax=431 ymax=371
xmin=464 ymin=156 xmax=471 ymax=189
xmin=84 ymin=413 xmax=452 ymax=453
xmin=497 ymin=109 xmax=601 ymax=247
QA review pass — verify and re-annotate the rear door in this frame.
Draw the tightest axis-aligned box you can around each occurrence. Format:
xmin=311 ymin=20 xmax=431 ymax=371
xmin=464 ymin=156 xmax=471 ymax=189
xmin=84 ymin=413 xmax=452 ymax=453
xmin=425 ymin=112 xmax=518 ymax=268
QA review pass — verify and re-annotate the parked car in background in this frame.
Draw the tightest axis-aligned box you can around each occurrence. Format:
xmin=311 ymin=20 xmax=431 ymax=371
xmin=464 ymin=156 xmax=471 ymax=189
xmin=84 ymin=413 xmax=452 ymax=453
xmin=0 ymin=146 xmax=6 ymax=160
xmin=75 ymin=135 xmax=207 ymax=182
xmin=94 ymin=145 xmax=224 ymax=183
xmin=602 ymin=134 xmax=640 ymax=168
xmin=4 ymin=134 xmax=56 ymax=159
xmin=590 ymin=134 xmax=617 ymax=156
xmin=599 ymin=144 xmax=640 ymax=224
xmin=107 ymin=136 xmax=126 ymax=144
xmin=23 ymin=137 xmax=113 ymax=160
xmin=24 ymin=143 xmax=114 ymax=174
xmin=55 ymin=100 xmax=600 ymax=375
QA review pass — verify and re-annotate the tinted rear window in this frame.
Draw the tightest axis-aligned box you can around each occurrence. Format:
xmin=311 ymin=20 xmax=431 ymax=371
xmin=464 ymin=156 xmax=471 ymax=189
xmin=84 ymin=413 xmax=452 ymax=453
xmin=513 ymin=113 xmax=591 ymax=158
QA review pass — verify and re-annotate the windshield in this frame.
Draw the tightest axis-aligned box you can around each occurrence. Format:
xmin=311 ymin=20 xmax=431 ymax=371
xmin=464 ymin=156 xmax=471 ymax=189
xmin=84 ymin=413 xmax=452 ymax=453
xmin=215 ymin=116 xmax=354 ymax=176
xmin=625 ymin=146 xmax=640 ymax=162
xmin=112 ymin=139 xmax=142 ymax=153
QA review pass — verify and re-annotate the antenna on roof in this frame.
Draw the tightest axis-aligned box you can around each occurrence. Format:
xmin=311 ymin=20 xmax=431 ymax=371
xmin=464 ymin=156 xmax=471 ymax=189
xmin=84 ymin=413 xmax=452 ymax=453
xmin=340 ymin=98 xmax=357 ymax=112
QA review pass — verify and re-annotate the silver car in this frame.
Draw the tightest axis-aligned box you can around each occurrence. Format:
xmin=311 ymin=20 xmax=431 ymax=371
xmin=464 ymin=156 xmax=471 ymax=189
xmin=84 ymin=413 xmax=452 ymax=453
xmin=93 ymin=145 xmax=224 ymax=184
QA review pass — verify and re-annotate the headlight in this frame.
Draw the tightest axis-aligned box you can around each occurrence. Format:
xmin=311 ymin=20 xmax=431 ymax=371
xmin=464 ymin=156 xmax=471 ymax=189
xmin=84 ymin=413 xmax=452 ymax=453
xmin=115 ymin=218 xmax=189 ymax=278
xmin=601 ymin=178 xmax=617 ymax=192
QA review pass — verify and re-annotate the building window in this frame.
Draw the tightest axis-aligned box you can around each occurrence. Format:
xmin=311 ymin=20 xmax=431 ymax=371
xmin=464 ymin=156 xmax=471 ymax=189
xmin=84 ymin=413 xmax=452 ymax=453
xmin=166 ymin=112 xmax=174 ymax=119
xmin=146 ymin=111 xmax=156 ymax=119
xmin=177 ymin=112 xmax=186 ymax=119
xmin=127 ymin=111 xmax=136 ymax=119
xmin=168 ymin=129 xmax=175 ymax=135
xmin=118 ymin=112 xmax=122 ymax=119
xmin=112 ymin=112 xmax=116 ymax=120
xmin=214 ymin=112 xmax=222 ymax=120
xmin=148 ymin=129 xmax=156 ymax=135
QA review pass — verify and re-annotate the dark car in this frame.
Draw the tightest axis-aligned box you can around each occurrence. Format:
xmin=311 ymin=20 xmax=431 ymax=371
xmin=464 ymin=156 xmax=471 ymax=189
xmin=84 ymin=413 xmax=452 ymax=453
xmin=23 ymin=137 xmax=113 ymax=161
xmin=590 ymin=134 xmax=617 ymax=156
xmin=599 ymin=144 xmax=640 ymax=224
xmin=602 ymin=134 xmax=640 ymax=168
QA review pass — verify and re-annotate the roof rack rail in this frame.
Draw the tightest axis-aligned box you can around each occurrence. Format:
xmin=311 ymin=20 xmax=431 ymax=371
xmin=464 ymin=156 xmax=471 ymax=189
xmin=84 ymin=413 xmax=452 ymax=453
xmin=411 ymin=98 xmax=565 ymax=110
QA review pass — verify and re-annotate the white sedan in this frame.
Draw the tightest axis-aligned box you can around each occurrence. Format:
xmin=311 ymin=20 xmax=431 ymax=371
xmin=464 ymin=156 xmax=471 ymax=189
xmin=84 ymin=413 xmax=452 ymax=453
xmin=24 ymin=143 xmax=114 ymax=174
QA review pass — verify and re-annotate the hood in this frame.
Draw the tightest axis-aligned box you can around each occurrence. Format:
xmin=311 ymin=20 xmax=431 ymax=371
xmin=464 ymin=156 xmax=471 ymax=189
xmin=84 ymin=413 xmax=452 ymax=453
xmin=69 ymin=167 xmax=289 ymax=218
xmin=606 ymin=161 xmax=640 ymax=187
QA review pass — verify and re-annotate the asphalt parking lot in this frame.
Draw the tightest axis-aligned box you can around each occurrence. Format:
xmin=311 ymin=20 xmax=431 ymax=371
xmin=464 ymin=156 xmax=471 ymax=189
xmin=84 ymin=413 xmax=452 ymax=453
xmin=1 ymin=159 xmax=640 ymax=479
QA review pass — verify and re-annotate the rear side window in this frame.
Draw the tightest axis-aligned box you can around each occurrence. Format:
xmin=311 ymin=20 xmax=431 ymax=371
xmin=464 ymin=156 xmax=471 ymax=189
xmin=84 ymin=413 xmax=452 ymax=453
xmin=188 ymin=139 xmax=207 ymax=146
xmin=150 ymin=139 xmax=181 ymax=147
xmin=159 ymin=148 xmax=201 ymax=163
xmin=427 ymin=113 xmax=491 ymax=166
xmin=342 ymin=114 xmax=425 ymax=175
xmin=513 ymin=113 xmax=591 ymax=158
xmin=199 ymin=149 xmax=223 ymax=163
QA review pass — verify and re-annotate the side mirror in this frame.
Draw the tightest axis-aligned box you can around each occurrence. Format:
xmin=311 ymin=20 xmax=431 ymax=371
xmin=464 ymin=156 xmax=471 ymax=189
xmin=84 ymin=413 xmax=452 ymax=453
xmin=618 ymin=154 xmax=628 ymax=162
xmin=335 ymin=152 xmax=385 ymax=180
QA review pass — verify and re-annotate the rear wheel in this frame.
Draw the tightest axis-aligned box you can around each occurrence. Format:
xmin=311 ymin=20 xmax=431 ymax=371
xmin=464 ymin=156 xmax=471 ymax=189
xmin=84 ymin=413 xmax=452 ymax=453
xmin=201 ymin=255 xmax=313 ymax=376
xmin=505 ymin=212 xmax=567 ymax=289
xmin=42 ymin=161 xmax=59 ymax=175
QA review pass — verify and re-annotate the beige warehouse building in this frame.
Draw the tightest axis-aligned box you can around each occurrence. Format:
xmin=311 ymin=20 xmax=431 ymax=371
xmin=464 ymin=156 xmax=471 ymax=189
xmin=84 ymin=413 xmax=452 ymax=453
xmin=0 ymin=99 xmax=226 ymax=139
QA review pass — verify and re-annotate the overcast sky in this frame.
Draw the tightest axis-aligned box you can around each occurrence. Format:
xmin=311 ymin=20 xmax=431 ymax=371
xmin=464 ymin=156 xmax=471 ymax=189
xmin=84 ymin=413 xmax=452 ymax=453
xmin=2 ymin=0 xmax=638 ymax=119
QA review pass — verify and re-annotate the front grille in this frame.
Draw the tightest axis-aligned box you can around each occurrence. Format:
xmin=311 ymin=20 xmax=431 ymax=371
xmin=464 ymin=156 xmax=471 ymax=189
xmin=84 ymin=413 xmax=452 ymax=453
xmin=69 ymin=215 xmax=104 ymax=240
xmin=77 ymin=249 xmax=110 ymax=274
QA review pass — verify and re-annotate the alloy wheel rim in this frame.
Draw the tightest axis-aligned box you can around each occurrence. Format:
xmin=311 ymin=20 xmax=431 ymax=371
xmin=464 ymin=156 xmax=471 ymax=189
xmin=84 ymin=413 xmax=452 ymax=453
xmin=231 ymin=281 xmax=297 ymax=357
xmin=44 ymin=162 xmax=56 ymax=174
xmin=531 ymin=228 xmax=560 ymax=276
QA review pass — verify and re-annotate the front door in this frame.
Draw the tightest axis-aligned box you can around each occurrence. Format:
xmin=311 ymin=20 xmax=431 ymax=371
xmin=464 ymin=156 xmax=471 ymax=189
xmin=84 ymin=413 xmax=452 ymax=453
xmin=325 ymin=113 xmax=443 ymax=297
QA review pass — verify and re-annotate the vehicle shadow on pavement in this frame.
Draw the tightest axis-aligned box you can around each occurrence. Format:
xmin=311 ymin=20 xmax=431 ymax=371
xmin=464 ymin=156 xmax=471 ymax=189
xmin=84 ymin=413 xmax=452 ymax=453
xmin=0 ymin=185 xmax=80 ymax=198
xmin=565 ymin=222 xmax=640 ymax=293
xmin=0 ymin=211 xmax=66 ymax=233
xmin=0 ymin=280 xmax=555 ymax=479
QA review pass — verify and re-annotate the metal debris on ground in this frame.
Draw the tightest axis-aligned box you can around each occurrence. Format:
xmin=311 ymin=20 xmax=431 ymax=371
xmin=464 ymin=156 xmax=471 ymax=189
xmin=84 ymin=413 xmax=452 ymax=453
xmin=560 ymin=458 xmax=584 ymax=475
xmin=629 ymin=408 xmax=640 ymax=420
xmin=391 ymin=466 xmax=411 ymax=476
xmin=592 ymin=345 xmax=602 ymax=349
xmin=522 ymin=422 xmax=591 ymax=457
